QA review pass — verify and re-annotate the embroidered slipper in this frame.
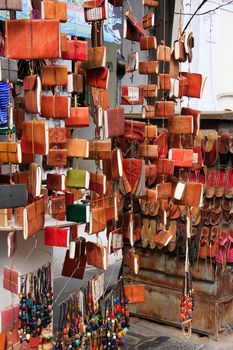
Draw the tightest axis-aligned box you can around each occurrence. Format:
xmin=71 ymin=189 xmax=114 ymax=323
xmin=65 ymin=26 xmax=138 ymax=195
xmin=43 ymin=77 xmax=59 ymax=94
xmin=208 ymin=226 xmax=220 ymax=258
xmin=210 ymin=197 xmax=222 ymax=226
xmin=205 ymin=169 xmax=216 ymax=198
xmin=199 ymin=227 xmax=210 ymax=259
xmin=204 ymin=130 xmax=218 ymax=166
xmin=227 ymin=230 xmax=233 ymax=263
xmin=216 ymin=231 xmax=229 ymax=265
xmin=215 ymin=169 xmax=225 ymax=198
xmin=225 ymin=168 xmax=233 ymax=198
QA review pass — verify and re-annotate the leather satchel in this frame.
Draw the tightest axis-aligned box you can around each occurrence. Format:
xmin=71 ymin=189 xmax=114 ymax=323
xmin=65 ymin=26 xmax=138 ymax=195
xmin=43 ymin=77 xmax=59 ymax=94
xmin=66 ymin=203 xmax=90 ymax=223
xmin=155 ymin=158 xmax=174 ymax=175
xmin=139 ymin=61 xmax=159 ymax=74
xmin=168 ymin=148 xmax=193 ymax=167
xmin=81 ymin=46 xmax=106 ymax=70
xmin=0 ymin=0 xmax=22 ymax=10
xmin=28 ymin=162 xmax=42 ymax=198
xmin=62 ymin=250 xmax=87 ymax=279
xmin=66 ymin=139 xmax=89 ymax=158
xmin=13 ymin=108 xmax=25 ymax=131
xmin=154 ymin=101 xmax=174 ymax=118
xmin=179 ymin=72 xmax=206 ymax=98
xmin=86 ymin=67 xmax=109 ymax=90
xmin=3 ymin=266 xmax=19 ymax=295
xmin=86 ymin=242 xmax=108 ymax=270
xmin=123 ymin=10 xmax=146 ymax=42
xmin=5 ymin=20 xmax=60 ymax=60
xmin=0 ymin=184 xmax=27 ymax=209
xmin=0 ymin=142 xmax=22 ymax=164
xmin=124 ymin=284 xmax=145 ymax=303
xmin=62 ymin=40 xmax=88 ymax=61
xmin=168 ymin=115 xmax=193 ymax=134
xmin=103 ymin=107 xmax=125 ymax=138
xmin=157 ymin=42 xmax=171 ymax=62
xmin=45 ymin=227 xmax=69 ymax=248
xmin=140 ymin=36 xmax=157 ymax=50
xmin=0 ymin=305 xmax=20 ymax=333
xmin=83 ymin=0 xmax=108 ymax=22
xmin=47 ymin=148 xmax=67 ymax=167
xmin=143 ymin=124 xmax=158 ymax=139
xmin=158 ymin=73 xmax=171 ymax=90
xmin=49 ymin=127 xmax=67 ymax=144
xmin=139 ymin=144 xmax=158 ymax=158
xmin=90 ymin=173 xmax=106 ymax=195
xmin=127 ymin=250 xmax=140 ymax=275
xmin=126 ymin=51 xmax=139 ymax=73
xmin=66 ymin=169 xmax=90 ymax=189
xmin=0 ymin=58 xmax=18 ymax=83
xmin=142 ymin=84 xmax=158 ymax=98
xmin=14 ymin=197 xmax=45 ymax=239
xmin=91 ymin=87 xmax=110 ymax=110
xmin=42 ymin=65 xmax=68 ymax=86
xmin=142 ymin=105 xmax=155 ymax=119
xmin=89 ymin=206 xmax=106 ymax=234
xmin=41 ymin=95 xmax=70 ymax=118
xmin=124 ymin=120 xmax=145 ymax=141
xmin=142 ymin=11 xmax=155 ymax=30
xmin=121 ymin=85 xmax=144 ymax=105
xmin=23 ymin=75 xmax=41 ymax=114
xmin=143 ymin=0 xmax=159 ymax=6
xmin=67 ymin=73 xmax=83 ymax=93
xmin=65 ymin=107 xmax=89 ymax=128
xmin=49 ymin=193 xmax=66 ymax=221
xmin=47 ymin=173 xmax=66 ymax=191
xmin=21 ymin=120 xmax=49 ymax=155
xmin=89 ymin=140 xmax=111 ymax=160
xmin=42 ymin=0 xmax=67 ymax=22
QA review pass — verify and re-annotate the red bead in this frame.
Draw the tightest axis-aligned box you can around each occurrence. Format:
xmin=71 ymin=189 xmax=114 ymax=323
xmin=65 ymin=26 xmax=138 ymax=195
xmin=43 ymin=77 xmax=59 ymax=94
xmin=188 ymin=309 xmax=193 ymax=315
xmin=180 ymin=313 xmax=186 ymax=320
xmin=180 ymin=307 xmax=185 ymax=313
xmin=181 ymin=302 xmax=186 ymax=307
xmin=187 ymin=302 xmax=192 ymax=309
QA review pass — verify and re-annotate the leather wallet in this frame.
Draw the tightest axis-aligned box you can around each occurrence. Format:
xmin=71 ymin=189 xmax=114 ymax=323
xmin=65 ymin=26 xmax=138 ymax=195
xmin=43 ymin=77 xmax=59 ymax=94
xmin=121 ymin=85 xmax=144 ymax=105
xmin=86 ymin=67 xmax=109 ymax=90
xmin=0 ymin=0 xmax=22 ymax=10
xmin=157 ymin=43 xmax=171 ymax=62
xmin=168 ymin=115 xmax=193 ymax=134
xmin=156 ymin=158 xmax=174 ymax=175
xmin=23 ymin=75 xmax=41 ymax=114
xmin=67 ymin=73 xmax=83 ymax=93
xmin=142 ymin=11 xmax=155 ymax=29
xmin=41 ymin=95 xmax=71 ymax=118
xmin=90 ymin=173 xmax=106 ymax=195
xmin=179 ymin=72 xmax=206 ymax=98
xmin=86 ymin=242 xmax=108 ymax=270
xmin=49 ymin=127 xmax=67 ymax=144
xmin=0 ymin=305 xmax=20 ymax=333
xmin=0 ymin=142 xmax=22 ymax=164
xmin=21 ymin=120 xmax=49 ymax=155
xmin=103 ymin=107 xmax=125 ymax=139
xmin=123 ymin=10 xmax=146 ymax=42
xmin=124 ymin=284 xmax=145 ymax=303
xmin=66 ymin=169 xmax=90 ymax=189
xmin=14 ymin=197 xmax=45 ymax=239
xmin=158 ymin=73 xmax=171 ymax=90
xmin=0 ymin=58 xmax=18 ymax=83
xmin=0 ymin=184 xmax=27 ymax=209
xmin=13 ymin=108 xmax=25 ymax=131
xmin=62 ymin=40 xmax=88 ymax=61
xmin=42 ymin=65 xmax=68 ymax=86
xmin=3 ymin=266 xmax=19 ymax=295
xmin=45 ymin=225 xmax=68 ymax=245
xmin=154 ymin=101 xmax=174 ymax=118
xmin=83 ymin=0 xmax=108 ymax=22
xmin=47 ymin=173 xmax=66 ymax=191
xmin=139 ymin=61 xmax=159 ymax=74
xmin=62 ymin=250 xmax=87 ymax=279
xmin=140 ymin=36 xmax=157 ymax=50
xmin=66 ymin=203 xmax=90 ymax=223
xmin=89 ymin=207 xmax=106 ymax=234
xmin=124 ymin=120 xmax=145 ymax=141
xmin=142 ymin=84 xmax=158 ymax=98
xmin=81 ymin=46 xmax=106 ymax=70
xmin=168 ymin=148 xmax=194 ymax=167
xmin=28 ymin=162 xmax=42 ymax=198
xmin=143 ymin=0 xmax=159 ymax=6
xmin=5 ymin=20 xmax=60 ymax=60
xmin=41 ymin=0 xmax=67 ymax=22
xmin=47 ymin=148 xmax=68 ymax=167
xmin=66 ymin=139 xmax=89 ymax=158
xmin=89 ymin=140 xmax=111 ymax=160
xmin=126 ymin=51 xmax=139 ymax=73
xmin=65 ymin=107 xmax=89 ymax=128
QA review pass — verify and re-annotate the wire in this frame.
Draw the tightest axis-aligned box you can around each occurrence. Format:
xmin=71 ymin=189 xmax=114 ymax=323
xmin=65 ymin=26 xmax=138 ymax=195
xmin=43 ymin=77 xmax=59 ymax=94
xmin=176 ymin=0 xmax=233 ymax=16
xmin=181 ymin=0 xmax=208 ymax=35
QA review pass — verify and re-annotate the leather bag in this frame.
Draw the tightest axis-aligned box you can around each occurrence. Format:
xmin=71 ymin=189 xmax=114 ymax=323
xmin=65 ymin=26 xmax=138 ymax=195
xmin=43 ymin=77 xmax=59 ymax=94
xmin=139 ymin=61 xmax=159 ymax=74
xmin=42 ymin=0 xmax=67 ymax=22
xmin=49 ymin=127 xmax=67 ymax=144
xmin=47 ymin=148 xmax=67 ymax=167
xmin=140 ymin=36 xmax=157 ymax=50
xmin=0 ymin=142 xmax=22 ymax=164
xmin=42 ymin=65 xmax=68 ymax=86
xmin=0 ymin=184 xmax=27 ymax=209
xmin=21 ymin=120 xmax=48 ymax=155
xmin=81 ymin=46 xmax=106 ymax=70
xmin=41 ymin=95 xmax=70 ymax=118
xmin=0 ymin=58 xmax=18 ymax=83
xmin=124 ymin=284 xmax=145 ymax=303
xmin=62 ymin=39 xmax=88 ymax=61
xmin=89 ymin=139 xmax=111 ymax=160
xmin=83 ymin=0 xmax=108 ymax=22
xmin=66 ymin=138 xmax=89 ymax=158
xmin=23 ymin=75 xmax=41 ymax=114
xmin=65 ymin=107 xmax=89 ymax=127
xmin=154 ymin=101 xmax=174 ymax=118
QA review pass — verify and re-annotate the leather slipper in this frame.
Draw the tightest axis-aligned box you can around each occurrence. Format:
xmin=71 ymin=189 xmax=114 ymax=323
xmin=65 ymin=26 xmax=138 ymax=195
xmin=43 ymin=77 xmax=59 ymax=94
xmin=199 ymin=227 xmax=209 ymax=259
xmin=208 ymin=226 xmax=220 ymax=258
xmin=219 ymin=132 xmax=230 ymax=169
xmin=167 ymin=220 xmax=177 ymax=253
xmin=210 ymin=197 xmax=222 ymax=226
xmin=205 ymin=169 xmax=216 ymax=198
xmin=215 ymin=170 xmax=225 ymax=198
xmin=225 ymin=168 xmax=233 ymax=198
xmin=148 ymin=219 xmax=157 ymax=249
xmin=201 ymin=196 xmax=212 ymax=225
xmin=141 ymin=217 xmax=149 ymax=248
xmin=204 ymin=130 xmax=218 ymax=166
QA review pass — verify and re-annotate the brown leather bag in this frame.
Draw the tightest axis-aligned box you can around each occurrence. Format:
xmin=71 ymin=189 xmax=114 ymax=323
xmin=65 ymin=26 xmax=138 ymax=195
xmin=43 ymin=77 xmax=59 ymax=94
xmin=47 ymin=148 xmax=68 ymax=167
xmin=42 ymin=0 xmax=67 ymax=22
xmin=23 ymin=75 xmax=41 ymax=114
xmin=81 ymin=46 xmax=106 ymax=70
xmin=142 ymin=0 xmax=159 ymax=6
xmin=86 ymin=242 xmax=108 ymax=270
xmin=89 ymin=207 xmax=106 ymax=234
xmin=154 ymin=101 xmax=174 ymax=118
xmin=139 ymin=144 xmax=158 ymax=158
xmin=142 ymin=84 xmax=158 ymax=98
xmin=142 ymin=11 xmax=154 ymax=29
xmin=157 ymin=42 xmax=171 ymax=62
xmin=49 ymin=127 xmax=67 ymax=144
xmin=67 ymin=73 xmax=83 ymax=93
xmin=42 ymin=65 xmax=68 ymax=86
xmin=65 ymin=107 xmax=89 ymax=128
xmin=124 ymin=284 xmax=145 ymax=303
xmin=0 ymin=0 xmax=22 ymax=10
xmin=13 ymin=108 xmax=25 ymax=131
xmin=158 ymin=73 xmax=171 ymax=90
xmin=41 ymin=96 xmax=70 ymax=118
xmin=142 ymin=105 xmax=155 ymax=119
xmin=168 ymin=115 xmax=193 ymax=134
xmin=66 ymin=139 xmax=89 ymax=158
xmin=49 ymin=193 xmax=66 ymax=221
xmin=89 ymin=140 xmax=111 ymax=160
xmin=21 ymin=120 xmax=48 ymax=156
xmin=0 ymin=142 xmax=21 ymax=164
xmin=140 ymin=36 xmax=157 ymax=50
xmin=139 ymin=61 xmax=159 ymax=74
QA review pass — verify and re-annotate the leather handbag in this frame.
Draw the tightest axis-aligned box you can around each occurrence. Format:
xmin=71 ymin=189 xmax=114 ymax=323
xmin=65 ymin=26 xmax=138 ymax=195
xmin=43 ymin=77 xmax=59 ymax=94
xmin=13 ymin=108 xmax=25 ymax=131
xmin=108 ymin=0 xmax=122 ymax=6
xmin=47 ymin=148 xmax=68 ymax=167
xmin=143 ymin=124 xmax=158 ymax=139
xmin=181 ymin=107 xmax=200 ymax=136
xmin=139 ymin=61 xmax=159 ymax=74
xmin=89 ymin=206 xmax=106 ymax=234
xmin=121 ymin=85 xmax=144 ymax=105
xmin=139 ymin=144 xmax=158 ymax=158
xmin=179 ymin=72 xmax=206 ymax=98
xmin=0 ymin=142 xmax=22 ymax=164
xmin=86 ymin=67 xmax=109 ymax=90
xmin=0 ymin=184 xmax=27 ymax=209
xmin=89 ymin=140 xmax=111 ymax=160
xmin=124 ymin=284 xmax=145 ymax=303
xmin=65 ymin=107 xmax=89 ymax=127
xmin=66 ymin=203 xmax=90 ymax=223
xmin=67 ymin=73 xmax=83 ymax=93
xmin=126 ymin=51 xmax=139 ymax=73
xmin=168 ymin=148 xmax=193 ymax=167
xmin=42 ymin=0 xmax=67 ymax=22
xmin=103 ymin=107 xmax=125 ymax=138
xmin=142 ymin=84 xmax=158 ymax=98
xmin=14 ymin=197 xmax=45 ymax=239
xmin=89 ymin=173 xmax=106 ymax=195
xmin=157 ymin=182 xmax=173 ymax=199
xmin=41 ymin=95 xmax=70 ymax=119
xmin=0 ymin=305 xmax=20 ymax=333
xmin=158 ymin=73 xmax=171 ymax=90
xmin=3 ymin=266 xmax=19 ymax=295
xmin=81 ymin=46 xmax=106 ymax=70
xmin=142 ymin=0 xmax=159 ymax=6
xmin=123 ymin=10 xmax=146 ymax=42
xmin=66 ymin=169 xmax=90 ymax=189
xmin=91 ymin=87 xmax=110 ymax=109
xmin=62 ymin=40 xmax=88 ymax=61
xmin=5 ymin=20 xmax=60 ymax=60
xmin=142 ymin=11 xmax=155 ymax=29
xmin=28 ymin=162 xmax=42 ymax=198
xmin=140 ymin=36 xmax=157 ymax=50
xmin=66 ymin=138 xmax=89 ymax=158
xmin=0 ymin=0 xmax=22 ymax=10
xmin=142 ymin=105 xmax=155 ymax=119
xmin=157 ymin=42 xmax=171 ymax=62
xmin=42 ymin=65 xmax=68 ymax=86
xmin=86 ymin=242 xmax=108 ymax=270
xmin=168 ymin=115 xmax=193 ymax=134
xmin=155 ymin=158 xmax=174 ymax=175
xmin=47 ymin=173 xmax=66 ymax=191
xmin=154 ymin=101 xmax=174 ymax=118
xmin=0 ymin=58 xmax=18 ymax=83
xmin=83 ymin=0 xmax=108 ymax=22
xmin=49 ymin=193 xmax=66 ymax=221
xmin=23 ymin=75 xmax=41 ymax=114
xmin=62 ymin=249 xmax=87 ymax=279
xmin=124 ymin=120 xmax=145 ymax=141
xmin=49 ymin=127 xmax=67 ymax=144
xmin=21 ymin=120 xmax=48 ymax=156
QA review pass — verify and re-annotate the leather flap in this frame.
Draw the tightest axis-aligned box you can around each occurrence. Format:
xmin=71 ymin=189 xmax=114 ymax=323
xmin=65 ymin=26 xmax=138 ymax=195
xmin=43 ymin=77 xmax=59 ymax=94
xmin=0 ymin=142 xmax=17 ymax=153
xmin=83 ymin=0 xmax=105 ymax=9
xmin=23 ymin=75 xmax=37 ymax=91
xmin=143 ymin=84 xmax=157 ymax=91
